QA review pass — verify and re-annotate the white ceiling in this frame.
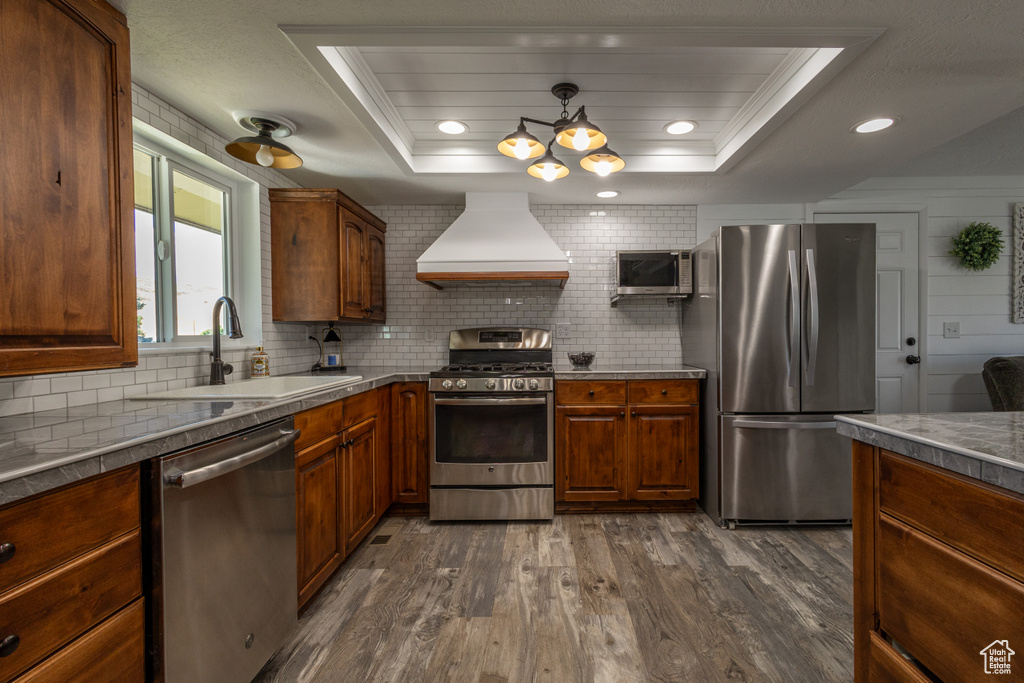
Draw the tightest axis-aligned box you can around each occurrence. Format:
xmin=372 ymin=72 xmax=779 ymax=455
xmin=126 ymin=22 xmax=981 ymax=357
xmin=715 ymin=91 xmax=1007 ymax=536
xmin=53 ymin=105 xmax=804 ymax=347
xmin=114 ymin=0 xmax=1024 ymax=207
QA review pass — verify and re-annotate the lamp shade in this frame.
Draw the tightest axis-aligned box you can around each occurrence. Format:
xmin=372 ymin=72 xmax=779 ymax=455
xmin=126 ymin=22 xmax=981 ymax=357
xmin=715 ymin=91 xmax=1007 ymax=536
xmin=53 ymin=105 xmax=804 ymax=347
xmin=555 ymin=110 xmax=607 ymax=151
xmin=527 ymin=148 xmax=569 ymax=181
xmin=226 ymin=134 xmax=302 ymax=169
xmin=497 ymin=123 xmax=545 ymax=160
xmin=580 ymin=144 xmax=625 ymax=176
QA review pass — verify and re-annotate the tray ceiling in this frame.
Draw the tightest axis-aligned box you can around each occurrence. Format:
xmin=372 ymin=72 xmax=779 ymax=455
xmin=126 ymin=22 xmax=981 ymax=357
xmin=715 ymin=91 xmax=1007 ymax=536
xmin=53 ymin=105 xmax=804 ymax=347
xmin=283 ymin=27 xmax=879 ymax=176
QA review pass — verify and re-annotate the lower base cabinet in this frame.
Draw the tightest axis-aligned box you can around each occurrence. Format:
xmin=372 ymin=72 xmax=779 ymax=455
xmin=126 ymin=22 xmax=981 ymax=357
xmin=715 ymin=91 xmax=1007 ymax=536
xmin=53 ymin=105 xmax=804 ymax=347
xmin=294 ymin=388 xmax=391 ymax=612
xmin=0 ymin=467 xmax=143 ymax=682
xmin=556 ymin=380 xmax=699 ymax=504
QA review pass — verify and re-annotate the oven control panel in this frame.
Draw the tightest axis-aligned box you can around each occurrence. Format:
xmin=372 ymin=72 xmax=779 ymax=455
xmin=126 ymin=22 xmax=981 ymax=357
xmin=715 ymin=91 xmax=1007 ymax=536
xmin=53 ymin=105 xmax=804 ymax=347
xmin=430 ymin=377 xmax=553 ymax=393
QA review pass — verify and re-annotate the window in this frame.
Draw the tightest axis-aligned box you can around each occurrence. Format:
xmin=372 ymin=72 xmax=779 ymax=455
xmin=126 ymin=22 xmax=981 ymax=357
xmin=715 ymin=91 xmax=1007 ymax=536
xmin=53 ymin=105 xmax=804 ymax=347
xmin=134 ymin=146 xmax=233 ymax=342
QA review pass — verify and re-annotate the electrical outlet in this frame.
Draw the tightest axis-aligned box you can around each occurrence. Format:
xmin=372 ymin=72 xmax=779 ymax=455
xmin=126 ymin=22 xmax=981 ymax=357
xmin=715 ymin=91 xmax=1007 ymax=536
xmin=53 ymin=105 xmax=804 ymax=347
xmin=424 ymin=328 xmax=436 ymax=342
xmin=943 ymin=321 xmax=960 ymax=339
xmin=554 ymin=323 xmax=571 ymax=339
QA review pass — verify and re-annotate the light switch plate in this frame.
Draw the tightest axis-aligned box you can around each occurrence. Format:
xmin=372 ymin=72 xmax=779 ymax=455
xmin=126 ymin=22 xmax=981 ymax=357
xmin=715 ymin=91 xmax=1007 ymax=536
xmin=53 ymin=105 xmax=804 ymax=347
xmin=943 ymin=321 xmax=960 ymax=339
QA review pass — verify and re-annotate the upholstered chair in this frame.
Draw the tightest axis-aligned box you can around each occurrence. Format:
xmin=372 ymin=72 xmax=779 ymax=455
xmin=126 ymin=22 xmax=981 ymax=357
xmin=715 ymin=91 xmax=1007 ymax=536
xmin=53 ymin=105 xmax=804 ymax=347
xmin=982 ymin=356 xmax=1024 ymax=411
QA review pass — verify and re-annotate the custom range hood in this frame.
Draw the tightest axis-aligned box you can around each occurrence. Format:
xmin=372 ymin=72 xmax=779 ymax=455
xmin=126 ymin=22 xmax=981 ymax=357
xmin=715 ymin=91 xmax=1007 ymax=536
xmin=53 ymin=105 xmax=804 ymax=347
xmin=416 ymin=193 xmax=569 ymax=289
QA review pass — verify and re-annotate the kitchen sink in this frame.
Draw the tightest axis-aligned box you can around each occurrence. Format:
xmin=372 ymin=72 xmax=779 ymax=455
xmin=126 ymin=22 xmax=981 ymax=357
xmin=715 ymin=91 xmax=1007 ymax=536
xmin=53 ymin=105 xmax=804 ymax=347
xmin=134 ymin=375 xmax=363 ymax=401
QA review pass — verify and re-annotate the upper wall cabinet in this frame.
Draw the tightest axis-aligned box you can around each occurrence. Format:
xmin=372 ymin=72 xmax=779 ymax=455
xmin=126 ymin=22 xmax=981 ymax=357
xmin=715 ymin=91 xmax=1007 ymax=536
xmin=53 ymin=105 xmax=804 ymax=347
xmin=0 ymin=0 xmax=137 ymax=377
xmin=270 ymin=189 xmax=386 ymax=323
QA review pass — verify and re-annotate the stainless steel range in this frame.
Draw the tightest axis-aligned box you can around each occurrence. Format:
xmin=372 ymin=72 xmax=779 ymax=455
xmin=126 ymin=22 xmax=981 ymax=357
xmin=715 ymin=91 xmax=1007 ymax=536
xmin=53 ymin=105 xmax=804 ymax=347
xmin=429 ymin=327 xmax=554 ymax=521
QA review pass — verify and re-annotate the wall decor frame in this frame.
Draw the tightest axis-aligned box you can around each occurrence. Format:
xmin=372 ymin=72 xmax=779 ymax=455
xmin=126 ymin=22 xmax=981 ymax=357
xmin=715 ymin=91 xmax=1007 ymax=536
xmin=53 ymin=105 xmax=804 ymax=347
xmin=1015 ymin=203 xmax=1024 ymax=323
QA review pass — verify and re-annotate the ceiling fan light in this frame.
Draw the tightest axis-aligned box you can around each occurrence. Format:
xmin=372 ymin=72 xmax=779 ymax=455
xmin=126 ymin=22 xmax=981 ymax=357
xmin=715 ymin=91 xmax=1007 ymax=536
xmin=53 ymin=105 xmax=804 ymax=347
xmin=580 ymin=144 xmax=625 ymax=175
xmin=527 ymin=148 xmax=569 ymax=181
xmin=497 ymin=123 xmax=545 ymax=159
xmin=664 ymin=120 xmax=697 ymax=135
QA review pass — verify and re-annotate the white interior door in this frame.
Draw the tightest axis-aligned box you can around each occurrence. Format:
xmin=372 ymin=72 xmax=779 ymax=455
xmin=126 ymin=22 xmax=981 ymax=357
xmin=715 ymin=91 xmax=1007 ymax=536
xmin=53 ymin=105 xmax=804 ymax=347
xmin=813 ymin=213 xmax=921 ymax=413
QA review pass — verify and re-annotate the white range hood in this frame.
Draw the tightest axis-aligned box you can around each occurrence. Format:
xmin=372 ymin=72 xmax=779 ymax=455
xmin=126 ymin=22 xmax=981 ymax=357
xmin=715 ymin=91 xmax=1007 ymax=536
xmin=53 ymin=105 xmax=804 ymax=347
xmin=416 ymin=193 xmax=569 ymax=289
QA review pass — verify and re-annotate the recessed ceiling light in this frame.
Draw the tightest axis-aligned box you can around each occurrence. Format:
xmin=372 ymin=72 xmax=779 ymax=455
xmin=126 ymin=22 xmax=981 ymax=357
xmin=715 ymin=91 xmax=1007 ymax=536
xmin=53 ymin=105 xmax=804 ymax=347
xmin=852 ymin=117 xmax=899 ymax=134
xmin=437 ymin=120 xmax=468 ymax=135
xmin=664 ymin=121 xmax=697 ymax=135
xmin=596 ymin=190 xmax=620 ymax=198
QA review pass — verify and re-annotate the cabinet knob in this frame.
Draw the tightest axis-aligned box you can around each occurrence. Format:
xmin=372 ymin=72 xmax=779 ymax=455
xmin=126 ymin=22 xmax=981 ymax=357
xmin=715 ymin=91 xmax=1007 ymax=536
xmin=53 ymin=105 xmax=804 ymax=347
xmin=588 ymin=390 xmax=595 ymax=397
xmin=0 ymin=634 xmax=20 ymax=658
xmin=0 ymin=543 xmax=14 ymax=565
xmin=632 ymin=411 xmax=637 ymax=418
xmin=661 ymin=389 xmax=668 ymax=395
xmin=619 ymin=412 xmax=625 ymax=418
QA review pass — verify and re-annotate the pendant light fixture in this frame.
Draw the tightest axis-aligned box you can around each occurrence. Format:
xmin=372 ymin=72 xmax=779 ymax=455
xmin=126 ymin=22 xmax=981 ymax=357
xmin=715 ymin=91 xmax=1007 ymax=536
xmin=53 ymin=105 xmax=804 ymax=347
xmin=225 ymin=113 xmax=303 ymax=169
xmin=497 ymin=83 xmax=623 ymax=180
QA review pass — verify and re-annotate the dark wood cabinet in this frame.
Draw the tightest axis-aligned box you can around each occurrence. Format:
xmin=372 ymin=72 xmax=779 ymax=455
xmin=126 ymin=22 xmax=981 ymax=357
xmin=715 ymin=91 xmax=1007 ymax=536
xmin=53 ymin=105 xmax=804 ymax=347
xmin=0 ymin=467 xmax=143 ymax=682
xmin=293 ymin=387 xmax=392 ymax=611
xmin=556 ymin=406 xmax=627 ymax=501
xmin=853 ymin=444 xmax=1024 ymax=683
xmin=391 ymin=382 xmax=429 ymax=505
xmin=0 ymin=0 xmax=137 ymax=377
xmin=270 ymin=189 xmax=386 ymax=323
xmin=342 ymin=416 xmax=378 ymax=551
xmin=295 ymin=434 xmax=343 ymax=609
xmin=555 ymin=379 xmax=699 ymax=505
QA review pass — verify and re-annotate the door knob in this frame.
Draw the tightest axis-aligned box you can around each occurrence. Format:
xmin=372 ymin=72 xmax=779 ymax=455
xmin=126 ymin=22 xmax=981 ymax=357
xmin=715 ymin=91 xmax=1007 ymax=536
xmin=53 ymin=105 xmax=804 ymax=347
xmin=906 ymin=355 xmax=921 ymax=365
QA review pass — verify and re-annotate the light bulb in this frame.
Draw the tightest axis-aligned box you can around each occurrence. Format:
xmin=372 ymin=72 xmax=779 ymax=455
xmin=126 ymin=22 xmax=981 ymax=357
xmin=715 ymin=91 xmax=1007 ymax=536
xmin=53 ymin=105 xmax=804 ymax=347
xmin=540 ymin=163 xmax=558 ymax=182
xmin=572 ymin=128 xmax=590 ymax=151
xmin=255 ymin=145 xmax=275 ymax=167
xmin=595 ymin=160 xmax=613 ymax=177
xmin=514 ymin=137 xmax=531 ymax=160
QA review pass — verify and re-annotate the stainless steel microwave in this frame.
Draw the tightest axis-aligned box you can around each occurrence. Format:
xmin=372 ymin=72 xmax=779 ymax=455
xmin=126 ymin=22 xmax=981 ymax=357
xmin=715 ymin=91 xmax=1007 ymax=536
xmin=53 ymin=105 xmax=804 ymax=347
xmin=615 ymin=250 xmax=693 ymax=296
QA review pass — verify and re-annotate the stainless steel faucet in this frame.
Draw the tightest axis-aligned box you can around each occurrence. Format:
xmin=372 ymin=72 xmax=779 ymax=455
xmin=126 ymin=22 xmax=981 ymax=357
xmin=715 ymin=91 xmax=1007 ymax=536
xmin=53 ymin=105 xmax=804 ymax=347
xmin=209 ymin=296 xmax=243 ymax=385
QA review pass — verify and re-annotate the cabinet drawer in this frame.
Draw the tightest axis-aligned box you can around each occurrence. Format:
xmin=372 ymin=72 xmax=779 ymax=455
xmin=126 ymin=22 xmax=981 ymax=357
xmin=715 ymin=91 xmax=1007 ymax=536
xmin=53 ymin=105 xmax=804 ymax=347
xmin=344 ymin=389 xmax=377 ymax=428
xmin=555 ymin=381 xmax=626 ymax=405
xmin=867 ymin=632 xmax=931 ymax=683
xmin=0 ymin=467 xmax=139 ymax=594
xmin=627 ymin=380 xmax=698 ymax=404
xmin=877 ymin=514 xmax=1024 ymax=683
xmin=0 ymin=531 xmax=142 ymax=681
xmin=294 ymin=399 xmax=345 ymax=451
xmin=13 ymin=598 xmax=145 ymax=683
xmin=879 ymin=450 xmax=1024 ymax=583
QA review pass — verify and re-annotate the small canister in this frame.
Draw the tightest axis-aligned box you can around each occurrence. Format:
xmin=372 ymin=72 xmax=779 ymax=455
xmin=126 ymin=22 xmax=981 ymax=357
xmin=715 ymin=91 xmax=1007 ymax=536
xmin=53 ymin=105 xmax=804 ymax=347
xmin=250 ymin=346 xmax=270 ymax=377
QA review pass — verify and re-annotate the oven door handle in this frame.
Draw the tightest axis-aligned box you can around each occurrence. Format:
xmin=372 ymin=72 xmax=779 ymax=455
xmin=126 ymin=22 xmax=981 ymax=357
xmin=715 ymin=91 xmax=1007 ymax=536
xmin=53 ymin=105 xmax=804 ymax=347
xmin=432 ymin=397 xmax=548 ymax=406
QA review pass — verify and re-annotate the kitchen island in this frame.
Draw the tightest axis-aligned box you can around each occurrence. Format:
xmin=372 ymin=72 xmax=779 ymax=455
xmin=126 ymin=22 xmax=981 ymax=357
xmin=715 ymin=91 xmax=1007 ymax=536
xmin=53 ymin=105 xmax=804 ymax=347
xmin=835 ymin=412 xmax=1024 ymax=683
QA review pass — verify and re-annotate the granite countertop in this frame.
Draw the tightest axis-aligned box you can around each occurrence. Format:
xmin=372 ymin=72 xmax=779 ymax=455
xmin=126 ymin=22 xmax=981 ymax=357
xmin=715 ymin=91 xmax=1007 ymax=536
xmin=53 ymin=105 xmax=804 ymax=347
xmin=0 ymin=364 xmax=706 ymax=505
xmin=835 ymin=412 xmax=1024 ymax=495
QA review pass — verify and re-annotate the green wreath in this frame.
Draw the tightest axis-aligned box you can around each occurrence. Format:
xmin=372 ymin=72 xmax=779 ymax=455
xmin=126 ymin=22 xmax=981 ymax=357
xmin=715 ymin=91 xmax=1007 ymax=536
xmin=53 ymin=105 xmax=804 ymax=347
xmin=949 ymin=222 xmax=1004 ymax=271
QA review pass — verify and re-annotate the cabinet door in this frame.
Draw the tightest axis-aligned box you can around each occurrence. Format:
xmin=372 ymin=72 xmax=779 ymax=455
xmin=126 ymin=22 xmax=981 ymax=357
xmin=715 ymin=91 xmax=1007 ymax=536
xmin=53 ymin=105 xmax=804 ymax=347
xmin=628 ymin=404 xmax=699 ymax=500
xmin=0 ymin=0 xmax=136 ymax=377
xmin=295 ymin=435 xmax=343 ymax=609
xmin=365 ymin=225 xmax=387 ymax=322
xmin=340 ymin=210 xmax=366 ymax=319
xmin=343 ymin=417 xmax=377 ymax=552
xmin=391 ymin=382 xmax=428 ymax=504
xmin=556 ymin=406 xmax=626 ymax=502
xmin=270 ymin=193 xmax=341 ymax=321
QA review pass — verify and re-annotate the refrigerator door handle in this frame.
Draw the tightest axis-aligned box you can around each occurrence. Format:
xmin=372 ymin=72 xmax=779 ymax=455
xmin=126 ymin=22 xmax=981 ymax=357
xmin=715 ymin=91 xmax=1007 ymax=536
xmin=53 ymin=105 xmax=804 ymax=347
xmin=733 ymin=419 xmax=838 ymax=430
xmin=787 ymin=249 xmax=800 ymax=388
xmin=805 ymin=248 xmax=820 ymax=386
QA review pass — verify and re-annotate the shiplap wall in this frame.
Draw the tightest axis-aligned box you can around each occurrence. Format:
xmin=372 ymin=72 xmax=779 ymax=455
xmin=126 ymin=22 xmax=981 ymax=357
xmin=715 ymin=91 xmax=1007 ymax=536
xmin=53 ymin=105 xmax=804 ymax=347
xmin=825 ymin=176 xmax=1024 ymax=412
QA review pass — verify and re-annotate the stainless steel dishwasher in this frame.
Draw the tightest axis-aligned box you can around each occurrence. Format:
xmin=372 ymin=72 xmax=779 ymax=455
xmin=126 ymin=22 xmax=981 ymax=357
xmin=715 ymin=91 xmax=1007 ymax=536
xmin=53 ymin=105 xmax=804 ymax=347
xmin=147 ymin=417 xmax=299 ymax=683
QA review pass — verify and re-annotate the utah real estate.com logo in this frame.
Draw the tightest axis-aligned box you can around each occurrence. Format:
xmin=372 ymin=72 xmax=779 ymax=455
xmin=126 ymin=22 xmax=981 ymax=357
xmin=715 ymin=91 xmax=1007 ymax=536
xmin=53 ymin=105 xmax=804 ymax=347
xmin=980 ymin=640 xmax=1015 ymax=675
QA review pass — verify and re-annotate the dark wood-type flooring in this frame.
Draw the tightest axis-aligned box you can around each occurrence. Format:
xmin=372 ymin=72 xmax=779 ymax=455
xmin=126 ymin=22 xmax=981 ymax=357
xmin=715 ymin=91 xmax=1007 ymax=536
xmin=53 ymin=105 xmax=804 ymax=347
xmin=256 ymin=513 xmax=853 ymax=683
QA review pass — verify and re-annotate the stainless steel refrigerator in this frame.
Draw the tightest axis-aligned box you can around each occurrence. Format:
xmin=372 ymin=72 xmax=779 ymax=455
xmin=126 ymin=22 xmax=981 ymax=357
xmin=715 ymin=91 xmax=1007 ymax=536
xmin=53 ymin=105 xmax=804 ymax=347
xmin=683 ymin=224 xmax=875 ymax=527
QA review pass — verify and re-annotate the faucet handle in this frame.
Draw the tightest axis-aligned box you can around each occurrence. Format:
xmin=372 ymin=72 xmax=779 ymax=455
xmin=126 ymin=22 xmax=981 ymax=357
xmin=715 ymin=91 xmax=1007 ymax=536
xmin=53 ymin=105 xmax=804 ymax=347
xmin=223 ymin=363 xmax=234 ymax=376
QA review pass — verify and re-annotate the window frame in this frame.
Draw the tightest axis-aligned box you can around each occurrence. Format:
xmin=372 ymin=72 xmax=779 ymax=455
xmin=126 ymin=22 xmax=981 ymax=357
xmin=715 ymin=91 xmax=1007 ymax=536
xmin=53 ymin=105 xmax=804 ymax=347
xmin=133 ymin=137 xmax=241 ymax=345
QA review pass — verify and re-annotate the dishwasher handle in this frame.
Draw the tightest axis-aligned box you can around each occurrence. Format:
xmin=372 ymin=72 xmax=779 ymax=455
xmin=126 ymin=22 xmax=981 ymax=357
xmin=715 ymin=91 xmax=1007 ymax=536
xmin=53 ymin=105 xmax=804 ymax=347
xmin=166 ymin=429 xmax=300 ymax=488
